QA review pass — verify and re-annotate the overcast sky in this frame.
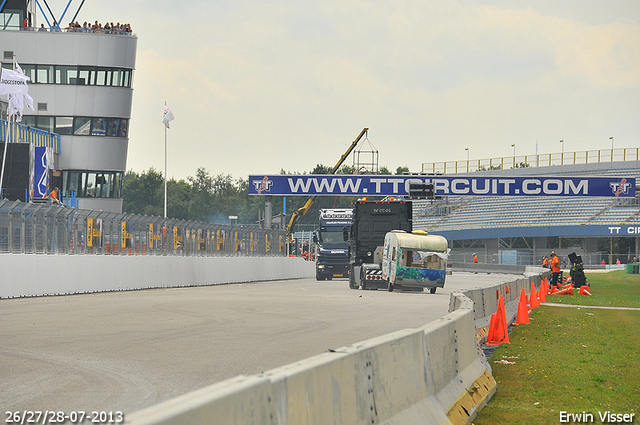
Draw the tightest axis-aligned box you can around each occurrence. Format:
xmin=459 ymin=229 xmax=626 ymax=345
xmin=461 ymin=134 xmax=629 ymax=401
xmin=52 ymin=0 xmax=640 ymax=180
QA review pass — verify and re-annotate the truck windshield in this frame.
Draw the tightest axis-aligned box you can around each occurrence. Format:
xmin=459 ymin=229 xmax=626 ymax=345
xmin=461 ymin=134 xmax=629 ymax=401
xmin=320 ymin=231 xmax=345 ymax=245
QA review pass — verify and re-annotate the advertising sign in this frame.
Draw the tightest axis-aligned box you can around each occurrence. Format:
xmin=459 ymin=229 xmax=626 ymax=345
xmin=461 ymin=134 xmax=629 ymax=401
xmin=173 ymin=226 xmax=184 ymax=250
xmin=248 ymin=175 xmax=636 ymax=198
xmin=217 ymin=229 xmax=225 ymax=251
xmin=32 ymin=146 xmax=53 ymax=199
xmin=121 ymin=221 xmax=133 ymax=248
xmin=149 ymin=224 xmax=161 ymax=249
xmin=87 ymin=218 xmax=103 ymax=248
xmin=197 ymin=229 xmax=206 ymax=251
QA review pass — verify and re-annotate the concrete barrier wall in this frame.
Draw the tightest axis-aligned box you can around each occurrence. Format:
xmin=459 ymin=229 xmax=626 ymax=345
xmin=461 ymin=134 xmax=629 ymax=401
xmin=125 ymin=292 xmax=497 ymax=425
xmin=448 ymin=269 xmax=551 ymax=328
xmin=452 ymin=263 xmax=527 ymax=275
xmin=0 ymin=254 xmax=316 ymax=298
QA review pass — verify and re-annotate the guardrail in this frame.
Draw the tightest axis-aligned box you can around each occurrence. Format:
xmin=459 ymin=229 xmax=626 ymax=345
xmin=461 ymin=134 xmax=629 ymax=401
xmin=125 ymin=269 xmax=550 ymax=425
xmin=1 ymin=119 xmax=61 ymax=153
xmin=0 ymin=200 xmax=287 ymax=257
xmin=421 ymin=147 xmax=640 ymax=174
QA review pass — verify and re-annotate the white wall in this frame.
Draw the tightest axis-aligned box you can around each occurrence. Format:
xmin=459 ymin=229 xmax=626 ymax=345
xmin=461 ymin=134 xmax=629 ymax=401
xmin=0 ymin=254 xmax=315 ymax=298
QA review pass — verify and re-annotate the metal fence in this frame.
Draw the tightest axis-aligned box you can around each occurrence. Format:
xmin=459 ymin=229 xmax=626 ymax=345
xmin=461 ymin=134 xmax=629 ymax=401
xmin=0 ymin=200 xmax=288 ymax=257
xmin=421 ymin=147 xmax=640 ymax=174
xmin=449 ymin=251 xmax=636 ymax=269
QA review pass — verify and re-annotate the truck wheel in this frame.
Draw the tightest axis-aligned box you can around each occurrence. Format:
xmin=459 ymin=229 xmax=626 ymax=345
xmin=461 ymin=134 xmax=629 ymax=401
xmin=316 ymin=275 xmax=323 ymax=281
xmin=429 ymin=287 xmax=436 ymax=294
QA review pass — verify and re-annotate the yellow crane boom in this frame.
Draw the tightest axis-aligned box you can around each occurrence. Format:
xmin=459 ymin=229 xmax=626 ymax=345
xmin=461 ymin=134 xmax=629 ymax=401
xmin=285 ymin=128 xmax=369 ymax=235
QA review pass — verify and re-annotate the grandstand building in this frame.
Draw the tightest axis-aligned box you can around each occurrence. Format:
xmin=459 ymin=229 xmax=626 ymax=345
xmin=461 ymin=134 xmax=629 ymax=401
xmin=413 ymin=155 xmax=640 ymax=267
xmin=0 ymin=0 xmax=136 ymax=212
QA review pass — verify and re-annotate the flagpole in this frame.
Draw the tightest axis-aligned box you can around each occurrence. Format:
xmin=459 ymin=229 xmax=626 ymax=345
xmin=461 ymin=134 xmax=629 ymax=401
xmin=0 ymin=114 xmax=10 ymax=199
xmin=164 ymin=103 xmax=168 ymax=218
xmin=0 ymin=57 xmax=14 ymax=198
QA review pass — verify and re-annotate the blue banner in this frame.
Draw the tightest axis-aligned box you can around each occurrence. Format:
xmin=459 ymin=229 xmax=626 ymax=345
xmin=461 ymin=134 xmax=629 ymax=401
xmin=430 ymin=223 xmax=640 ymax=240
xmin=33 ymin=146 xmax=51 ymax=199
xmin=249 ymin=175 xmax=636 ymax=198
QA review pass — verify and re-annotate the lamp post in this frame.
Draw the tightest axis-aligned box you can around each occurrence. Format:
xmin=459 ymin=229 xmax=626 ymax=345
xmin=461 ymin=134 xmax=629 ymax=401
xmin=465 ymin=148 xmax=469 ymax=172
xmin=560 ymin=139 xmax=564 ymax=165
xmin=610 ymin=136 xmax=614 ymax=161
xmin=511 ymin=144 xmax=515 ymax=167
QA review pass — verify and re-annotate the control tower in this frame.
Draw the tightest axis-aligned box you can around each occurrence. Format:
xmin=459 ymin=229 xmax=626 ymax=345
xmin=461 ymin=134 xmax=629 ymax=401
xmin=0 ymin=0 xmax=137 ymax=212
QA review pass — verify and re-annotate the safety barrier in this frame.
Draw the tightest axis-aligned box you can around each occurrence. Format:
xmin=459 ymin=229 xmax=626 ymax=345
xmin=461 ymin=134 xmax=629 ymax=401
xmin=125 ymin=287 xmax=528 ymax=423
xmin=448 ymin=267 xmax=551 ymax=328
xmin=124 ymin=269 xmax=551 ymax=425
xmin=0 ymin=254 xmax=315 ymax=298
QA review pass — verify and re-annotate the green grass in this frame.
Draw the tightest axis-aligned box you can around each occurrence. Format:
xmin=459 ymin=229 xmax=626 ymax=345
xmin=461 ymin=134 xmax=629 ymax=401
xmin=546 ymin=270 xmax=640 ymax=308
xmin=474 ymin=271 xmax=640 ymax=425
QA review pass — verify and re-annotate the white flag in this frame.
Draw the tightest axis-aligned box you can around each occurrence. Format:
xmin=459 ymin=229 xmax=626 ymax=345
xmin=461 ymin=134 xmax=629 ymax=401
xmin=12 ymin=62 xmax=34 ymax=114
xmin=0 ymin=67 xmax=29 ymax=95
xmin=163 ymin=105 xmax=175 ymax=129
xmin=24 ymin=93 xmax=34 ymax=111
xmin=8 ymin=94 xmax=23 ymax=122
xmin=8 ymin=94 xmax=23 ymax=114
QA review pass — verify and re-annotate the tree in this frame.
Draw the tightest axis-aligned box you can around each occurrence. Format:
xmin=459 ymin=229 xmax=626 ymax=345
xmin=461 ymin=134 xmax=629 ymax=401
xmin=123 ymin=168 xmax=164 ymax=216
xmin=311 ymin=164 xmax=332 ymax=174
xmin=395 ymin=166 xmax=410 ymax=175
xmin=167 ymin=178 xmax=192 ymax=220
xmin=378 ymin=166 xmax=392 ymax=175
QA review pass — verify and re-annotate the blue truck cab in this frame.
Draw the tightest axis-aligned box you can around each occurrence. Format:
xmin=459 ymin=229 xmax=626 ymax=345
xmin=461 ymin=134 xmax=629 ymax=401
xmin=315 ymin=209 xmax=353 ymax=280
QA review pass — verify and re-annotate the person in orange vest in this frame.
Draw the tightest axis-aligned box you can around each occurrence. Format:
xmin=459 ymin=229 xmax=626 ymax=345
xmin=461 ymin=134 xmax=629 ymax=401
xmin=550 ymin=251 xmax=561 ymax=288
xmin=542 ymin=256 xmax=549 ymax=268
xmin=50 ymin=187 xmax=61 ymax=206
xmin=473 ymin=253 xmax=478 ymax=263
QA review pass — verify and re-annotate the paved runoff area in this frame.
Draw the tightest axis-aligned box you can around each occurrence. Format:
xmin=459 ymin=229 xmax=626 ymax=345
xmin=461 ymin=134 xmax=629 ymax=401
xmin=0 ymin=273 xmax=512 ymax=417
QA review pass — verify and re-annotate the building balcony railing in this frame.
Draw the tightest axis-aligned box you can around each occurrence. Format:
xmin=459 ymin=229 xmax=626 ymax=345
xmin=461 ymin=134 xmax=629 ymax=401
xmin=7 ymin=26 xmax=134 ymax=36
xmin=0 ymin=119 xmax=61 ymax=154
xmin=421 ymin=148 xmax=640 ymax=174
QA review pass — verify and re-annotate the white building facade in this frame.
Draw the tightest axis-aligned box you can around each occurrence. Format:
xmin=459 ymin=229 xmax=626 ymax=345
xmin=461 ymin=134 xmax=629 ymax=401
xmin=1 ymin=3 xmax=136 ymax=212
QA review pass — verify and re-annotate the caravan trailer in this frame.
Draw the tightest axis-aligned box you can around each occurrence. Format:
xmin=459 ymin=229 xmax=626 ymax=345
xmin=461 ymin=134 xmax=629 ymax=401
xmin=381 ymin=230 xmax=449 ymax=293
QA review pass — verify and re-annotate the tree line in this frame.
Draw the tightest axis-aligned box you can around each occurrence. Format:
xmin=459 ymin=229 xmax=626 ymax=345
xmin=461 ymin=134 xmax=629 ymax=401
xmin=123 ymin=165 xmax=410 ymax=228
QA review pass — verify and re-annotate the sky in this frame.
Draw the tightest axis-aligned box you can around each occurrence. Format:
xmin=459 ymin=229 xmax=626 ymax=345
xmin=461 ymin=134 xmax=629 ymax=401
xmin=47 ymin=0 xmax=640 ymax=180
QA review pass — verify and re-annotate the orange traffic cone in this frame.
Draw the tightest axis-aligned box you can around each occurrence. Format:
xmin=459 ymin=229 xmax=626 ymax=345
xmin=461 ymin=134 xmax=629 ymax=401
xmin=555 ymin=286 xmax=574 ymax=295
xmin=549 ymin=285 xmax=557 ymax=294
xmin=514 ymin=289 xmax=530 ymax=325
xmin=579 ymin=286 xmax=592 ymax=296
xmin=529 ymin=282 xmax=540 ymax=309
xmin=486 ymin=313 xmax=497 ymax=342
xmin=486 ymin=296 xmax=510 ymax=345
xmin=538 ymin=283 xmax=547 ymax=303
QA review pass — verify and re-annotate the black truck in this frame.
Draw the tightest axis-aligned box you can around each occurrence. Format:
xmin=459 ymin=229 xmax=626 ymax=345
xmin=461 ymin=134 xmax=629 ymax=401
xmin=346 ymin=200 xmax=413 ymax=290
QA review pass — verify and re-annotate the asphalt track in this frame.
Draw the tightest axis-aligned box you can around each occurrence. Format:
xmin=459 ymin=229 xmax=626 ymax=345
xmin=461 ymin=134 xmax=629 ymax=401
xmin=0 ymin=273 xmax=513 ymax=416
